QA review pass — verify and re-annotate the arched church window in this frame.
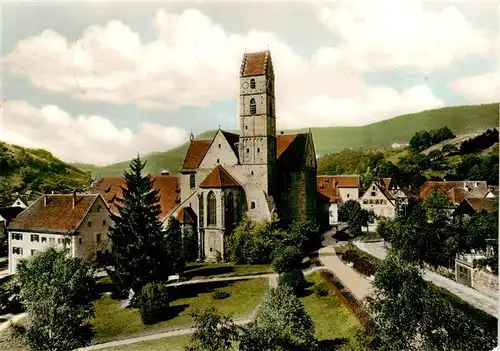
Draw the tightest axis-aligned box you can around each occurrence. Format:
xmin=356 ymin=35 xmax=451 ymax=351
xmin=250 ymin=78 xmax=256 ymax=89
xmin=207 ymin=191 xmax=217 ymax=226
xmin=251 ymin=201 xmax=256 ymax=209
xmin=190 ymin=174 xmax=195 ymax=189
xmin=250 ymin=98 xmax=256 ymax=115
xmin=225 ymin=192 xmax=235 ymax=227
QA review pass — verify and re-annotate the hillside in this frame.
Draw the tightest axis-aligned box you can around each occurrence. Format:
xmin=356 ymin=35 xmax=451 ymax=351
xmin=76 ymin=103 xmax=499 ymax=177
xmin=0 ymin=142 xmax=92 ymax=207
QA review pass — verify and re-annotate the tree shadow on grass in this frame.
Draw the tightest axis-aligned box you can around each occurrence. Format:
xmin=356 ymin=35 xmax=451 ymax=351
xmin=168 ymin=280 xmax=236 ymax=300
xmin=183 ymin=266 xmax=234 ymax=278
xmin=318 ymin=338 xmax=350 ymax=350
xmin=163 ymin=303 xmax=189 ymax=321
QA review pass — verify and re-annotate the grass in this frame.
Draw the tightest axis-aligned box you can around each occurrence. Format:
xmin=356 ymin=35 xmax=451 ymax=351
xmin=301 ymin=272 xmax=360 ymax=342
xmin=98 ymin=334 xmax=190 ymax=351
xmin=92 ymin=277 xmax=268 ymax=343
xmin=183 ymin=262 xmax=272 ymax=278
xmin=74 ymin=103 xmax=499 ymax=177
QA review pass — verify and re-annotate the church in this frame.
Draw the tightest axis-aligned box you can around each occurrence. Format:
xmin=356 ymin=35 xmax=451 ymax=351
xmin=173 ymin=50 xmax=318 ymax=261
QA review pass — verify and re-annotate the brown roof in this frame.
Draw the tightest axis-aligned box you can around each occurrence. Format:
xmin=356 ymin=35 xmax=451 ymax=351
xmin=182 ymin=139 xmax=212 ymax=172
xmin=199 ymin=165 xmax=241 ymax=188
xmin=317 ymin=175 xmax=360 ymax=189
xmin=383 ymin=178 xmax=392 ymax=189
xmin=465 ymin=197 xmax=496 ymax=213
xmin=8 ymin=194 xmax=102 ymax=234
xmin=420 ymin=181 xmax=489 ymax=204
xmin=177 ymin=207 xmax=197 ymax=224
xmin=317 ymin=176 xmax=338 ymax=203
xmin=240 ymin=51 xmax=271 ymax=77
xmin=277 ymin=134 xmax=297 ymax=158
xmin=90 ymin=175 xmax=180 ymax=220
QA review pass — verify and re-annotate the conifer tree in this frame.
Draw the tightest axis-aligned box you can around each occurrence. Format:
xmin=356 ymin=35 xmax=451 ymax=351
xmin=165 ymin=217 xmax=185 ymax=273
xmin=108 ymin=155 xmax=172 ymax=294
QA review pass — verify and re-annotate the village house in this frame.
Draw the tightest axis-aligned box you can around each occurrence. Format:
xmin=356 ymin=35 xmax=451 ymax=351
xmin=452 ymin=197 xmax=496 ymax=220
xmin=317 ymin=175 xmax=360 ymax=226
xmin=7 ymin=193 xmax=112 ymax=274
xmin=168 ymin=50 xmax=318 ymax=261
xmin=11 ymin=198 xmax=27 ymax=209
xmin=89 ymin=174 xmax=180 ymax=222
xmin=419 ymin=180 xmax=489 ymax=205
xmin=0 ymin=207 xmax=24 ymax=243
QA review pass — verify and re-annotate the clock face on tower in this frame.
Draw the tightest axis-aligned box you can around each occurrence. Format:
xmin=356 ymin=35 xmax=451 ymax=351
xmin=241 ymin=81 xmax=249 ymax=90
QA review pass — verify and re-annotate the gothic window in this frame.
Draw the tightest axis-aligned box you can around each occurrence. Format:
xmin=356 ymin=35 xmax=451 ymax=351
xmin=207 ymin=191 xmax=217 ymax=226
xmin=250 ymin=78 xmax=256 ymax=89
xmin=251 ymin=201 xmax=256 ymax=209
xmin=250 ymin=98 xmax=256 ymax=115
xmin=225 ymin=192 xmax=235 ymax=228
xmin=190 ymin=174 xmax=195 ymax=189
xmin=199 ymin=194 xmax=204 ymax=227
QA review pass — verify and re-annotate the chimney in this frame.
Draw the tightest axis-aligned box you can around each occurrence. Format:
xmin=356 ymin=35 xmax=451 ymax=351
xmin=72 ymin=190 xmax=77 ymax=208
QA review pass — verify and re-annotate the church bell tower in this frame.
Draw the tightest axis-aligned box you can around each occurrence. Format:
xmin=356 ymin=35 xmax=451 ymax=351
xmin=238 ymin=50 xmax=276 ymax=194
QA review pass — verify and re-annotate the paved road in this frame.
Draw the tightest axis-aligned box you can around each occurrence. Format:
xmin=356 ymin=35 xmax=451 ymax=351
xmin=354 ymin=240 xmax=498 ymax=317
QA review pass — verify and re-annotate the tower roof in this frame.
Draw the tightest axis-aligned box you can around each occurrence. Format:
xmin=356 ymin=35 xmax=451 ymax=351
xmin=240 ymin=50 xmax=272 ymax=77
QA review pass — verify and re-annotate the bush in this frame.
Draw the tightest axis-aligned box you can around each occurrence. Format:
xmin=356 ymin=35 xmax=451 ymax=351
xmin=313 ymin=283 xmax=329 ymax=297
xmin=212 ymin=291 xmax=231 ymax=300
xmin=138 ymin=282 xmax=170 ymax=325
xmin=272 ymin=245 xmax=302 ymax=274
xmin=278 ymin=269 xmax=306 ymax=295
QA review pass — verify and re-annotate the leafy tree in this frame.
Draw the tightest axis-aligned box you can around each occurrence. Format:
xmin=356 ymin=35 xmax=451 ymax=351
xmin=272 ymin=245 xmax=302 ymax=274
xmin=278 ymin=268 xmax=307 ymax=295
xmin=369 ymin=251 xmax=496 ymax=351
xmin=182 ymin=225 xmax=199 ymax=262
xmin=107 ymin=155 xmax=173 ymax=295
xmin=422 ymin=188 xmax=451 ymax=223
xmin=185 ymin=307 xmax=239 ymax=351
xmin=13 ymin=248 xmax=95 ymax=351
xmin=338 ymin=199 xmax=371 ymax=235
xmin=239 ymin=284 xmax=318 ymax=351
xmin=165 ymin=217 xmax=185 ymax=273
xmin=284 ymin=219 xmax=319 ymax=255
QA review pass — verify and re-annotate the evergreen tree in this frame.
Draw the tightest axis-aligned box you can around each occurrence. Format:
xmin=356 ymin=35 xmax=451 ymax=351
xmin=108 ymin=155 xmax=172 ymax=294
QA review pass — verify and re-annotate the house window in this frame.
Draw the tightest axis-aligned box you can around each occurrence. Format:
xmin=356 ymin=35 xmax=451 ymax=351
xmin=79 ymin=238 xmax=83 ymax=245
xmin=207 ymin=191 xmax=217 ymax=226
xmin=41 ymin=237 xmax=47 ymax=243
xmin=49 ymin=238 xmax=55 ymax=244
xmin=31 ymin=249 xmax=38 ymax=256
xmin=363 ymin=200 xmax=368 ymax=204
xmin=12 ymin=247 xmax=22 ymax=255
xmin=190 ymin=174 xmax=196 ymax=189
xmin=217 ymin=159 xmax=220 ymax=163
xmin=250 ymin=78 xmax=256 ymax=89
xmin=102 ymin=220 xmax=106 ymax=225
xmin=372 ymin=186 xmax=376 ymax=190
xmin=96 ymin=234 xmax=102 ymax=244
xmin=371 ymin=192 xmax=376 ymax=196
xmin=58 ymin=238 xmax=62 ymax=244
xmin=250 ymin=98 xmax=256 ymax=115
xmin=97 ymin=205 xmax=101 ymax=212
xmin=30 ymin=234 xmax=39 ymax=242
xmin=88 ymin=222 xmax=92 ymax=227
xmin=11 ymin=233 xmax=22 ymax=240
xmin=218 ymin=144 xmax=221 ymax=148
xmin=251 ymin=201 xmax=256 ymax=209
xmin=347 ymin=194 xmax=350 ymax=199
xmin=257 ymin=148 xmax=260 ymax=153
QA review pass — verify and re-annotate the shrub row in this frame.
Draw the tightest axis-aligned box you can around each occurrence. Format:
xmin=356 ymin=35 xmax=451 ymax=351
xmin=341 ymin=246 xmax=380 ymax=277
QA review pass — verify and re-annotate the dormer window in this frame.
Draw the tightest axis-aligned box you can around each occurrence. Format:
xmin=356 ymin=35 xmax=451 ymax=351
xmin=250 ymin=98 xmax=256 ymax=115
xmin=250 ymin=78 xmax=256 ymax=89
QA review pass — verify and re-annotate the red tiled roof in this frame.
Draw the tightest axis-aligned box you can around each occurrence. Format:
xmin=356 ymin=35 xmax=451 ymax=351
xmin=240 ymin=51 xmax=271 ymax=77
xmin=420 ymin=181 xmax=489 ymax=204
xmin=199 ymin=165 xmax=241 ymax=188
xmin=317 ymin=176 xmax=338 ymax=203
xmin=182 ymin=139 xmax=212 ymax=172
xmin=8 ymin=194 xmax=102 ymax=234
xmin=90 ymin=175 xmax=180 ymax=220
xmin=318 ymin=175 xmax=360 ymax=188
xmin=466 ymin=197 xmax=496 ymax=213
xmin=276 ymin=134 xmax=297 ymax=158
xmin=177 ymin=207 xmax=197 ymax=224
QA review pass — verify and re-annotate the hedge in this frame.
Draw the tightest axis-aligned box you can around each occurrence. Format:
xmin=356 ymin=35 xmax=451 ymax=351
xmin=341 ymin=246 xmax=380 ymax=277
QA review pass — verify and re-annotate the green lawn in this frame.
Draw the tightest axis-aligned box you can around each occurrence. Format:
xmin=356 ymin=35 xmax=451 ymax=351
xmin=98 ymin=334 xmax=190 ymax=351
xmin=184 ymin=262 xmax=272 ymax=278
xmin=300 ymin=272 xmax=360 ymax=342
xmin=92 ymin=277 xmax=268 ymax=343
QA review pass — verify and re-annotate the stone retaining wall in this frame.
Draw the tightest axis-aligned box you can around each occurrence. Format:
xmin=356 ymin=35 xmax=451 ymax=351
xmin=473 ymin=269 xmax=498 ymax=298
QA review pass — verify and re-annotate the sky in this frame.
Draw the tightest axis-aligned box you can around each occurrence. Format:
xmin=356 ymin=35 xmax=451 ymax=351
xmin=0 ymin=0 xmax=498 ymax=166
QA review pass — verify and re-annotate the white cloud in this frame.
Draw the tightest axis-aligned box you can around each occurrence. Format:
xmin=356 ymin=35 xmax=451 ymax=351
xmin=2 ymin=7 xmax=449 ymax=130
xmin=0 ymin=100 xmax=188 ymax=165
xmin=448 ymin=73 xmax=500 ymax=103
xmin=316 ymin=0 xmax=495 ymax=73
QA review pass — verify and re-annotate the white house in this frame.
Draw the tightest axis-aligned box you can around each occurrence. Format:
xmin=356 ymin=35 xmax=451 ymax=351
xmin=11 ymin=198 xmax=27 ymax=209
xmin=317 ymin=175 xmax=360 ymax=226
xmin=7 ymin=193 xmax=112 ymax=274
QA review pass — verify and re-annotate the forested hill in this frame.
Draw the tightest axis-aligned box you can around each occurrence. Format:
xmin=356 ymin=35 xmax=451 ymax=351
xmin=0 ymin=142 xmax=92 ymax=207
xmin=76 ymin=103 xmax=499 ymax=177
